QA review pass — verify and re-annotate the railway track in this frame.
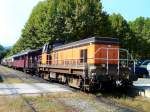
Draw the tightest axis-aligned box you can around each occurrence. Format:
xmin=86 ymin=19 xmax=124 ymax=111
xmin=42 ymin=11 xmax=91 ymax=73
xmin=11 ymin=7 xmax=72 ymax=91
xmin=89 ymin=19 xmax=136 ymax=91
xmin=11 ymin=77 xmax=38 ymax=112
xmin=0 ymin=66 xmax=144 ymax=112
xmin=0 ymin=66 xmax=38 ymax=112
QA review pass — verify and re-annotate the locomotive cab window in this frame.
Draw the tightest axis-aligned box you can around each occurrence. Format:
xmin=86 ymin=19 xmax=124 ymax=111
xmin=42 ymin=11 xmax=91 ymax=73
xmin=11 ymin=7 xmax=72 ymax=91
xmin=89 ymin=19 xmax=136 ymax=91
xmin=42 ymin=43 xmax=52 ymax=53
xmin=80 ymin=49 xmax=87 ymax=63
xmin=42 ymin=43 xmax=47 ymax=53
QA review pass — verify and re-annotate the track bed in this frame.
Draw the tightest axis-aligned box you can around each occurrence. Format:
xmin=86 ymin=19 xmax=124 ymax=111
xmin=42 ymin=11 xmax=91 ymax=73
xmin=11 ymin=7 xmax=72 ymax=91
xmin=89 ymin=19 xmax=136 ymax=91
xmin=0 ymin=66 xmax=146 ymax=112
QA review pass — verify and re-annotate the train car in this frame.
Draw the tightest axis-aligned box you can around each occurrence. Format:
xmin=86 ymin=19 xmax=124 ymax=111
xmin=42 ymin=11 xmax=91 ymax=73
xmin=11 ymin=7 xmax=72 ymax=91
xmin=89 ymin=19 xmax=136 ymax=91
xmin=7 ymin=56 xmax=14 ymax=67
xmin=38 ymin=37 xmax=137 ymax=91
xmin=1 ymin=56 xmax=14 ymax=67
xmin=12 ymin=49 xmax=42 ymax=73
xmin=1 ymin=58 xmax=7 ymax=66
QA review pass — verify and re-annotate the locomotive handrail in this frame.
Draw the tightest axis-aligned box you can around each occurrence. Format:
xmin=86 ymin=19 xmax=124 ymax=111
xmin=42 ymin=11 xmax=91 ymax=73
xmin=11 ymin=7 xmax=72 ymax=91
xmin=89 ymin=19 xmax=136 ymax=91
xmin=43 ymin=57 xmax=131 ymax=66
xmin=94 ymin=47 xmax=130 ymax=75
xmin=38 ymin=47 xmax=135 ymax=75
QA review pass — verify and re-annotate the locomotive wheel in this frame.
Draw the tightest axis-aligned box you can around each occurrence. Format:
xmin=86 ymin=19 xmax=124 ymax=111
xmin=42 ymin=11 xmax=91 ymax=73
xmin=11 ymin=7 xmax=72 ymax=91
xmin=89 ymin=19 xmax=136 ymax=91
xmin=68 ymin=76 xmax=81 ymax=89
xmin=79 ymin=79 xmax=94 ymax=92
xmin=39 ymin=73 xmax=44 ymax=79
xmin=62 ymin=76 xmax=67 ymax=84
xmin=35 ymin=70 xmax=40 ymax=76
xmin=48 ymin=74 xmax=52 ymax=81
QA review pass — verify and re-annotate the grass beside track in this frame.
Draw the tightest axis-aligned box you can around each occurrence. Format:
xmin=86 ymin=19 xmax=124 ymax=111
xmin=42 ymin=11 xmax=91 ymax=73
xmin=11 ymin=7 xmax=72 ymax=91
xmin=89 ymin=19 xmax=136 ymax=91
xmin=111 ymin=96 xmax=150 ymax=112
xmin=1 ymin=92 xmax=149 ymax=112
xmin=96 ymin=87 xmax=150 ymax=112
xmin=0 ymin=66 xmax=150 ymax=112
xmin=0 ymin=96 xmax=31 ymax=112
xmin=0 ymin=92 xmax=107 ymax=112
xmin=0 ymin=94 xmax=79 ymax=112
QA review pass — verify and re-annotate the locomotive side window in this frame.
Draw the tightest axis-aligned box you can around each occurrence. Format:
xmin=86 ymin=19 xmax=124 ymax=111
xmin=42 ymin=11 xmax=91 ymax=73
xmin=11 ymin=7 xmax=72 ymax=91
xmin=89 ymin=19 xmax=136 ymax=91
xmin=80 ymin=49 xmax=87 ymax=63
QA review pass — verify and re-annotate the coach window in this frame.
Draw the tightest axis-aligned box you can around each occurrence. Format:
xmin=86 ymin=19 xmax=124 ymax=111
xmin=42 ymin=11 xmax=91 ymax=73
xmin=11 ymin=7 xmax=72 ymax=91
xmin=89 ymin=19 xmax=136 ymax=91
xmin=80 ymin=49 xmax=87 ymax=63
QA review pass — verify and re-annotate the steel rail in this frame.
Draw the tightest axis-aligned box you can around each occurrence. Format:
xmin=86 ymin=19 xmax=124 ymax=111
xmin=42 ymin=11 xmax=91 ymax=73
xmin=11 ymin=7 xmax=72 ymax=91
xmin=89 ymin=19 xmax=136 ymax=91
xmin=0 ymin=66 xmax=38 ymax=112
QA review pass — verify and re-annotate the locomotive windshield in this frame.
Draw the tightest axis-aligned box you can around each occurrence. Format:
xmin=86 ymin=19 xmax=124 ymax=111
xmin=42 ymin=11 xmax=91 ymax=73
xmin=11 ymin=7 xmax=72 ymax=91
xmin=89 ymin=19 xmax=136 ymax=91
xmin=42 ymin=43 xmax=52 ymax=53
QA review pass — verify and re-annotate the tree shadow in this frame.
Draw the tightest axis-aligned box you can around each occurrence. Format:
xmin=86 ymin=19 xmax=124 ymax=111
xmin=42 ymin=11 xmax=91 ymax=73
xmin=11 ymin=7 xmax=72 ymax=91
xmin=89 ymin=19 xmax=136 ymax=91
xmin=95 ymin=86 xmax=145 ymax=99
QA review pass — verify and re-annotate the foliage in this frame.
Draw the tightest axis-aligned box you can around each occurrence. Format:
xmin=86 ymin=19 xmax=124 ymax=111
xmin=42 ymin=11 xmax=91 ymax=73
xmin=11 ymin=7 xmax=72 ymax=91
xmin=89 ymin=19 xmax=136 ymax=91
xmin=0 ymin=45 xmax=10 ymax=61
xmin=0 ymin=44 xmax=4 ymax=51
xmin=109 ymin=13 xmax=131 ymax=48
xmin=129 ymin=17 xmax=150 ymax=58
xmin=8 ymin=0 xmax=150 ymax=59
xmin=9 ymin=0 xmax=112 ymax=55
xmin=109 ymin=14 xmax=150 ymax=59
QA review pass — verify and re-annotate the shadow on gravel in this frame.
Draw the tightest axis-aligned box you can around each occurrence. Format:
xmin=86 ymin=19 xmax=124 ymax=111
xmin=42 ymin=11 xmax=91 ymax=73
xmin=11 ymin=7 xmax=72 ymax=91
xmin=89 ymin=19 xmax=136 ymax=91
xmin=94 ymin=86 xmax=148 ymax=112
xmin=95 ymin=86 xmax=144 ymax=98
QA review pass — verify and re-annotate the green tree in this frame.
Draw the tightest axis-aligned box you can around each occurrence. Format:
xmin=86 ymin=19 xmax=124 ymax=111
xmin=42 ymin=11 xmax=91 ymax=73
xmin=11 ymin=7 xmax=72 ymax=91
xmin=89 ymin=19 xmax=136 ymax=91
xmin=129 ymin=17 xmax=150 ymax=58
xmin=109 ymin=13 xmax=131 ymax=46
xmin=10 ymin=0 xmax=112 ymax=55
xmin=0 ymin=44 xmax=4 ymax=51
xmin=0 ymin=45 xmax=10 ymax=61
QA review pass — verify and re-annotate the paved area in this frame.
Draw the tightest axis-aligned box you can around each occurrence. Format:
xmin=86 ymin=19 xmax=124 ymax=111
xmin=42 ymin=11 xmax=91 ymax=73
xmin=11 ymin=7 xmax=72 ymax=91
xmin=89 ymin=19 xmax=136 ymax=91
xmin=133 ymin=78 xmax=150 ymax=98
xmin=134 ymin=78 xmax=150 ymax=87
xmin=0 ymin=66 xmax=74 ymax=95
xmin=0 ymin=83 xmax=73 ymax=95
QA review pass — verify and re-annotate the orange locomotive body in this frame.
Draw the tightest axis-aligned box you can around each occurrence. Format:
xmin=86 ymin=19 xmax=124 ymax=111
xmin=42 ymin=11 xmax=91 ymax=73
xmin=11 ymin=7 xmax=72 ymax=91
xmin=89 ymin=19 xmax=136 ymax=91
xmin=42 ymin=37 xmax=119 ymax=65
xmin=38 ymin=37 xmax=136 ymax=90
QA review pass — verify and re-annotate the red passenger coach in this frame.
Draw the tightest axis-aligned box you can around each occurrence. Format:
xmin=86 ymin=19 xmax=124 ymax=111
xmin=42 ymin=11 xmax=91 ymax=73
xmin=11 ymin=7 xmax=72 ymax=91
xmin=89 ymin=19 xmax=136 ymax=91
xmin=12 ymin=49 xmax=42 ymax=73
xmin=13 ymin=59 xmax=25 ymax=68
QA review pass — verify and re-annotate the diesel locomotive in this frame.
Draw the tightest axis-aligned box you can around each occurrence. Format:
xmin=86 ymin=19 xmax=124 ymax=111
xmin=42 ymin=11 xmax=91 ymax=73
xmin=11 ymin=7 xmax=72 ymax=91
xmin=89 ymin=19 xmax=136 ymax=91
xmin=1 ymin=37 xmax=137 ymax=91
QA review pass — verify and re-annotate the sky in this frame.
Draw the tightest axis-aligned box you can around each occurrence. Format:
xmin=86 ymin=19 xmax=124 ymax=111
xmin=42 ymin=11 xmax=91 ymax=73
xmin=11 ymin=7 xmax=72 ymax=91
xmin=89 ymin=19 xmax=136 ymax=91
xmin=101 ymin=0 xmax=150 ymax=20
xmin=0 ymin=0 xmax=44 ymax=47
xmin=0 ymin=0 xmax=150 ymax=47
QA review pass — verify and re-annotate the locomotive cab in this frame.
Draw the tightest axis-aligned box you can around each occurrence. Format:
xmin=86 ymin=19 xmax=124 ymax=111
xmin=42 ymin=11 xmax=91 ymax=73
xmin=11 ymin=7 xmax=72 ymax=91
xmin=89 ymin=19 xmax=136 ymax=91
xmin=41 ymin=43 xmax=52 ymax=65
xmin=41 ymin=40 xmax=64 ymax=65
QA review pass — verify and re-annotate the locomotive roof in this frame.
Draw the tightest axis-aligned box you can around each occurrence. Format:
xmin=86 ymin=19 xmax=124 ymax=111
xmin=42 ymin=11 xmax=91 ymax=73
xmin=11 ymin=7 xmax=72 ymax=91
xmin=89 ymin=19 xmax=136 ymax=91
xmin=53 ymin=37 xmax=119 ymax=51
